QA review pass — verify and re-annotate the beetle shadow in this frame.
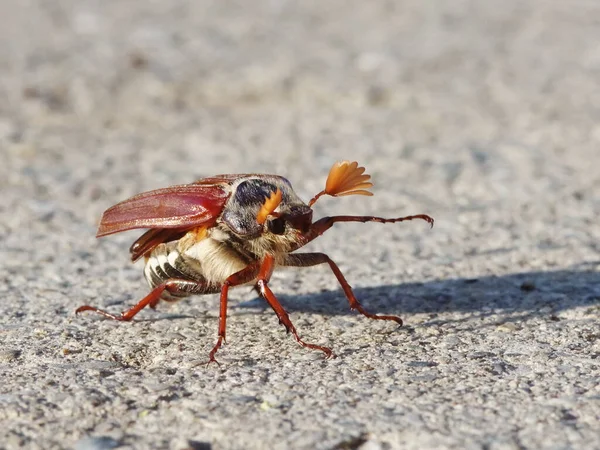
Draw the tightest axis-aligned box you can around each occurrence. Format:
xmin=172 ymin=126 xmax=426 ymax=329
xmin=234 ymin=264 xmax=600 ymax=327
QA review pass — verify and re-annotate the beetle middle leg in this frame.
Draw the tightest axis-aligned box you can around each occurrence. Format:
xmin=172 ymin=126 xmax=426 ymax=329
xmin=282 ymin=253 xmax=403 ymax=325
xmin=75 ymin=279 xmax=213 ymax=321
xmin=256 ymin=255 xmax=334 ymax=359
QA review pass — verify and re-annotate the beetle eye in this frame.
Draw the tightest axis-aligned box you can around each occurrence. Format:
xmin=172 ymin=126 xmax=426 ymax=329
xmin=268 ymin=218 xmax=286 ymax=235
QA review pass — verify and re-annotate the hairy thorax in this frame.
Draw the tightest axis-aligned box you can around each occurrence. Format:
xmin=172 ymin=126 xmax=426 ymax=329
xmin=177 ymin=227 xmax=250 ymax=285
xmin=144 ymin=221 xmax=307 ymax=296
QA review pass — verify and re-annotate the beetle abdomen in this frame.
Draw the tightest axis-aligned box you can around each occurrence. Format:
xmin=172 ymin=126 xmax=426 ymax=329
xmin=144 ymin=242 xmax=210 ymax=300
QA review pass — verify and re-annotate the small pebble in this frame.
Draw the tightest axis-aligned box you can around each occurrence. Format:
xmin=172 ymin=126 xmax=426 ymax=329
xmin=0 ymin=350 xmax=21 ymax=362
xmin=74 ymin=436 xmax=121 ymax=450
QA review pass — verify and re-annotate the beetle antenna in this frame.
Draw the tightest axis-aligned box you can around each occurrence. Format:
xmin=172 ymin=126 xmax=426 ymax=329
xmin=307 ymin=190 xmax=326 ymax=207
xmin=257 ymin=189 xmax=283 ymax=224
xmin=308 ymin=161 xmax=373 ymax=207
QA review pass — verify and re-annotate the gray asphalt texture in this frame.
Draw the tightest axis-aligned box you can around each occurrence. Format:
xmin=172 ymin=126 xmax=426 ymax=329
xmin=2 ymin=1 xmax=599 ymax=449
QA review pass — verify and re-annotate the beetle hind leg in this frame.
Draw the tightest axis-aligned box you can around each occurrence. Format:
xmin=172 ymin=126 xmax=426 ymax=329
xmin=148 ymin=289 xmax=187 ymax=309
xmin=76 ymin=279 xmax=213 ymax=321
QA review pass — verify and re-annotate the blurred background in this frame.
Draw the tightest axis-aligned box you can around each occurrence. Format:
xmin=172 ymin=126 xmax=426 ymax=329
xmin=1 ymin=1 xmax=599 ymax=449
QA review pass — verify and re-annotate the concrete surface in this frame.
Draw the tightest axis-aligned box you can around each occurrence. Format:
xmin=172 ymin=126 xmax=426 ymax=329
xmin=1 ymin=1 xmax=599 ymax=449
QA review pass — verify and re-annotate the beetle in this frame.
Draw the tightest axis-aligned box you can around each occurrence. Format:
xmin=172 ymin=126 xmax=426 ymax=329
xmin=77 ymin=161 xmax=434 ymax=363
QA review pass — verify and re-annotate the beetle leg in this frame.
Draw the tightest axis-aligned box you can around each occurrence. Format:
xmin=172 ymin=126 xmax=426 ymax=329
xmin=75 ymin=279 xmax=210 ymax=321
xmin=207 ymin=261 xmax=262 ymax=365
xmin=256 ymin=255 xmax=334 ymax=359
xmin=148 ymin=291 xmax=183 ymax=309
xmin=302 ymin=214 xmax=434 ymax=245
xmin=282 ymin=253 xmax=403 ymax=325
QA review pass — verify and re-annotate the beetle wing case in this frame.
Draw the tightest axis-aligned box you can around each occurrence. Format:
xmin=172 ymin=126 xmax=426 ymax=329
xmin=97 ymin=183 xmax=231 ymax=237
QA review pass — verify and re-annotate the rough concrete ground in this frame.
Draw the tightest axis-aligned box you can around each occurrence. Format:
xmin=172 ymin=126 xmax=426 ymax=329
xmin=1 ymin=1 xmax=599 ymax=449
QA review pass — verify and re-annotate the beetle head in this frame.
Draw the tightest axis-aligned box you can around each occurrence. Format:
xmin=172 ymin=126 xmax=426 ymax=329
xmin=221 ymin=176 xmax=312 ymax=239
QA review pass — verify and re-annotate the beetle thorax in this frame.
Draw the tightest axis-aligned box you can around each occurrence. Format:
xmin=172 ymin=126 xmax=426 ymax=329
xmin=217 ymin=175 xmax=313 ymax=260
xmin=245 ymin=228 xmax=304 ymax=261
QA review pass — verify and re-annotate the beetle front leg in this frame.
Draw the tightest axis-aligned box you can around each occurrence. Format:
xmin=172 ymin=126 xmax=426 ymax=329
xmin=207 ymin=262 xmax=262 ymax=365
xmin=310 ymin=214 xmax=433 ymax=239
xmin=256 ymin=255 xmax=334 ymax=359
xmin=76 ymin=279 xmax=210 ymax=321
xmin=282 ymin=253 xmax=403 ymax=325
xmin=291 ymin=214 xmax=433 ymax=251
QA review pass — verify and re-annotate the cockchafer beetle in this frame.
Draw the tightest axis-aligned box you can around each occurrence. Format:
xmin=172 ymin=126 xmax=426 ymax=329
xmin=77 ymin=161 xmax=434 ymax=363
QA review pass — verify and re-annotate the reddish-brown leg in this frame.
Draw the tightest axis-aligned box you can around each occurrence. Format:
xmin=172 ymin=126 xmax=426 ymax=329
xmin=256 ymin=255 xmax=334 ymax=359
xmin=148 ymin=292 xmax=182 ymax=310
xmin=283 ymin=253 xmax=403 ymax=325
xmin=75 ymin=279 xmax=208 ymax=321
xmin=207 ymin=262 xmax=261 ymax=365
xmin=293 ymin=214 xmax=433 ymax=250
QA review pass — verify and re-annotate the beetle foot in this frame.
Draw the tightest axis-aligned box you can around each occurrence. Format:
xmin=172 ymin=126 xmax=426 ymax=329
xmin=75 ymin=305 xmax=129 ymax=321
